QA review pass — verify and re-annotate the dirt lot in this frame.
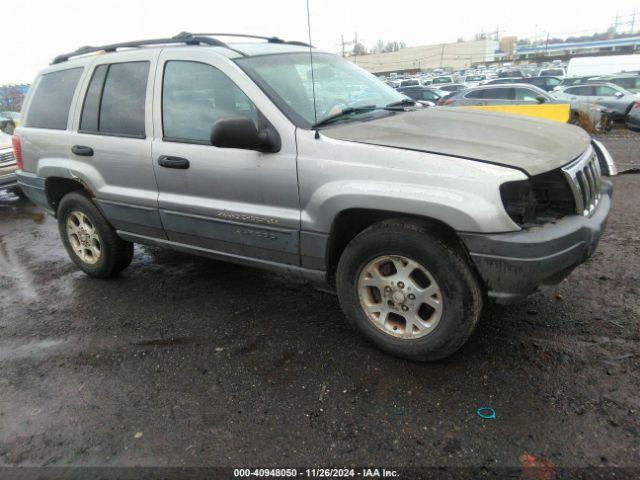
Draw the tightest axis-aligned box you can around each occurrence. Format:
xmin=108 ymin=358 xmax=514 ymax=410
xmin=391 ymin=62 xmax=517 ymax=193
xmin=0 ymin=132 xmax=638 ymax=475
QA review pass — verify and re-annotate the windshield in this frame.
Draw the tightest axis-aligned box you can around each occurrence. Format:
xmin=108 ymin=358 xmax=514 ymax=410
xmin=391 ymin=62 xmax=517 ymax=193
xmin=432 ymin=77 xmax=452 ymax=84
xmin=236 ymin=52 xmax=406 ymax=128
xmin=465 ymin=75 xmax=485 ymax=81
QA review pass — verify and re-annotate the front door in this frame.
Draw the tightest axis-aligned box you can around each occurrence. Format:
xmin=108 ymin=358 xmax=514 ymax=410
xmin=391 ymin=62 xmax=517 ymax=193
xmin=151 ymin=50 xmax=300 ymax=266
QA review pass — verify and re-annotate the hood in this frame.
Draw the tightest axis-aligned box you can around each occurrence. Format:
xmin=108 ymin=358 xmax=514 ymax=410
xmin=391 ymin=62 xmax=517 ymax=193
xmin=321 ymin=107 xmax=590 ymax=176
xmin=0 ymin=132 xmax=12 ymax=150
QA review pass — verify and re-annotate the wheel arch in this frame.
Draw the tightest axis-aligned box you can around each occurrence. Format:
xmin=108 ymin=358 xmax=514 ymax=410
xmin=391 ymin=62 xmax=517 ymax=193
xmin=325 ymin=208 xmax=470 ymax=280
xmin=45 ymin=177 xmax=94 ymax=215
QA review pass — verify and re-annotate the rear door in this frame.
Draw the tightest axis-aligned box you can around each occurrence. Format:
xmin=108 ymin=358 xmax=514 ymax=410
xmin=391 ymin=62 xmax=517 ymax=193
xmin=151 ymin=49 xmax=300 ymax=266
xmin=68 ymin=50 xmax=163 ymax=238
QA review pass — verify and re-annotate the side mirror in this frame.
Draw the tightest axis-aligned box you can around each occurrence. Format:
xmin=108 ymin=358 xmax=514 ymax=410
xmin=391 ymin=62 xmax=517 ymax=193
xmin=614 ymin=91 xmax=624 ymax=98
xmin=0 ymin=119 xmax=15 ymax=135
xmin=210 ymin=117 xmax=281 ymax=153
xmin=536 ymin=96 xmax=547 ymax=104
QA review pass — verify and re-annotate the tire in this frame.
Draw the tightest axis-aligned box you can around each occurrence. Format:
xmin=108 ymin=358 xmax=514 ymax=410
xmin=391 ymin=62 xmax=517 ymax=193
xmin=57 ymin=191 xmax=133 ymax=278
xmin=9 ymin=185 xmax=26 ymax=199
xmin=336 ymin=219 xmax=483 ymax=361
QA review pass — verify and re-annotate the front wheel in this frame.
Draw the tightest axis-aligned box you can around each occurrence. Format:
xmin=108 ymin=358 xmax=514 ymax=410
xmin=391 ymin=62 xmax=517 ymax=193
xmin=57 ymin=191 xmax=133 ymax=278
xmin=336 ymin=220 xmax=483 ymax=361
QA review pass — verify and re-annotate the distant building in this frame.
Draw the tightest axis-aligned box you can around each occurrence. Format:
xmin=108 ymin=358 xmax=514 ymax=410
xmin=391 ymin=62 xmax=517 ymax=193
xmin=499 ymin=36 xmax=518 ymax=58
xmin=351 ymin=39 xmax=499 ymax=75
xmin=516 ymin=35 xmax=640 ymax=61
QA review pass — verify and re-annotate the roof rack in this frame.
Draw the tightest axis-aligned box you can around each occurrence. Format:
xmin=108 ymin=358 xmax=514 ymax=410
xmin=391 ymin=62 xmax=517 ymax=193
xmin=52 ymin=32 xmax=312 ymax=64
xmin=183 ymin=32 xmax=312 ymax=47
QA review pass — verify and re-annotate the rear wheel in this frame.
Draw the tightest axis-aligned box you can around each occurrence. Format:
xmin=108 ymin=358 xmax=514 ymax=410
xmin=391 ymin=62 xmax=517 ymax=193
xmin=57 ymin=191 xmax=133 ymax=278
xmin=336 ymin=219 xmax=483 ymax=361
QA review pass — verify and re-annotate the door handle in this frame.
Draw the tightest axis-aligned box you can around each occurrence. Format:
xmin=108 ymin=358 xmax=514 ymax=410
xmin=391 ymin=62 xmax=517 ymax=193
xmin=71 ymin=145 xmax=94 ymax=156
xmin=158 ymin=155 xmax=190 ymax=169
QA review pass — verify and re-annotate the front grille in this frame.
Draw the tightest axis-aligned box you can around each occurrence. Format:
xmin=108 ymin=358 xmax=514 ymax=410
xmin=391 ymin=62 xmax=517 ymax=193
xmin=0 ymin=149 xmax=15 ymax=165
xmin=561 ymin=147 xmax=602 ymax=216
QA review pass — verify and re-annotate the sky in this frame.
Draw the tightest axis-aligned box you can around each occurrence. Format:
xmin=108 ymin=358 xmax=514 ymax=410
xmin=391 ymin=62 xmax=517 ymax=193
xmin=2 ymin=0 xmax=638 ymax=84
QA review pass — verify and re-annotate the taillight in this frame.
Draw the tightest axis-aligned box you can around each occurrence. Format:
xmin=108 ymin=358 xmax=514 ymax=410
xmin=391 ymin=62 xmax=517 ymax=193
xmin=12 ymin=136 xmax=23 ymax=170
xmin=633 ymin=101 xmax=640 ymax=109
xmin=438 ymin=98 xmax=455 ymax=106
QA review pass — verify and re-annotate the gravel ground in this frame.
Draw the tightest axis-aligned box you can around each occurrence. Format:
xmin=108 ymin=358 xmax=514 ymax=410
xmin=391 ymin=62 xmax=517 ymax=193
xmin=0 ymin=132 xmax=638 ymax=476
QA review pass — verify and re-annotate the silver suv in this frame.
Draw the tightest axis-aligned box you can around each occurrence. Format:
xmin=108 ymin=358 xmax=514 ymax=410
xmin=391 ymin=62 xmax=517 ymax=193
xmin=15 ymin=33 xmax=614 ymax=361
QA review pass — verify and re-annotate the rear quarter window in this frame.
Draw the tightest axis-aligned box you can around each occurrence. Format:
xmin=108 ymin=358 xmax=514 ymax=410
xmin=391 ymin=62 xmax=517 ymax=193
xmin=25 ymin=68 xmax=83 ymax=130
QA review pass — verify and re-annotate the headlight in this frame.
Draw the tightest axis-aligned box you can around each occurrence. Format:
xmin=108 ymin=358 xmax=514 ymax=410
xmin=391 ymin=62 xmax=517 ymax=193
xmin=500 ymin=169 xmax=576 ymax=227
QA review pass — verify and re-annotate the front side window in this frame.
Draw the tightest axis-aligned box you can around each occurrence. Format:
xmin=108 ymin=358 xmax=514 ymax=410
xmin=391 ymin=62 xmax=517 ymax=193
xmin=26 ymin=68 xmax=83 ymax=130
xmin=595 ymin=85 xmax=619 ymax=97
xmin=162 ymin=61 xmax=259 ymax=143
xmin=80 ymin=61 xmax=149 ymax=137
xmin=515 ymin=88 xmax=540 ymax=101
xmin=236 ymin=52 xmax=405 ymax=128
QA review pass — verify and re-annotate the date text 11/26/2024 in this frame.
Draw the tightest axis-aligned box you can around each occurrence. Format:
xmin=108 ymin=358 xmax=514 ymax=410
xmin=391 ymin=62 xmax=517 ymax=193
xmin=233 ymin=468 xmax=399 ymax=478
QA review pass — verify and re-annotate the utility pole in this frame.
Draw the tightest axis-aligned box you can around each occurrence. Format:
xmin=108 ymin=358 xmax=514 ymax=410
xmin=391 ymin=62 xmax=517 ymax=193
xmin=440 ymin=44 xmax=445 ymax=68
xmin=337 ymin=33 xmax=358 ymax=59
xmin=544 ymin=33 xmax=550 ymax=57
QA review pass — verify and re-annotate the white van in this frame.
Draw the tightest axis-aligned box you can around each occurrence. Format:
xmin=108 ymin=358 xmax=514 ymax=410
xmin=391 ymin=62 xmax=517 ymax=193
xmin=567 ymin=55 xmax=640 ymax=77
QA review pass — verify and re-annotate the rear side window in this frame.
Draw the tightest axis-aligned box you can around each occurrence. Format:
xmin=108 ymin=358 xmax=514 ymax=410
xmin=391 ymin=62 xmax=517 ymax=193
xmin=26 ymin=68 xmax=83 ymax=130
xmin=480 ymin=88 xmax=513 ymax=100
xmin=570 ymin=86 xmax=596 ymax=96
xmin=80 ymin=61 xmax=149 ymax=137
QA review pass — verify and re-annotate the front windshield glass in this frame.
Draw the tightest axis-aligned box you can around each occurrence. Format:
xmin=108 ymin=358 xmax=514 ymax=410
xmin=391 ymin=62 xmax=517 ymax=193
xmin=465 ymin=75 xmax=485 ymax=81
xmin=236 ymin=52 xmax=406 ymax=128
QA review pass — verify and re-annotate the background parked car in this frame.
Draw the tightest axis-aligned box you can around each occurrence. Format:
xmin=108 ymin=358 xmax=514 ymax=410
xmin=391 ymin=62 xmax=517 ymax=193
xmin=627 ymin=102 xmax=640 ymax=130
xmin=463 ymin=74 xmax=487 ymax=87
xmin=435 ymin=83 xmax=468 ymax=94
xmin=396 ymin=86 xmax=443 ymax=105
xmin=0 ymin=126 xmax=20 ymax=196
xmin=497 ymin=69 xmax=524 ymax=78
xmin=0 ymin=111 xmax=20 ymax=135
xmin=521 ymin=76 xmax=563 ymax=92
xmin=552 ymin=83 xmax=640 ymax=120
xmin=537 ymin=67 xmax=566 ymax=77
xmin=556 ymin=75 xmax=602 ymax=89
xmin=483 ymin=77 xmax=524 ymax=85
xmin=431 ymin=76 xmax=454 ymax=86
xmin=399 ymin=79 xmax=421 ymax=87
xmin=440 ymin=84 xmax=554 ymax=107
xmin=588 ymin=74 xmax=640 ymax=94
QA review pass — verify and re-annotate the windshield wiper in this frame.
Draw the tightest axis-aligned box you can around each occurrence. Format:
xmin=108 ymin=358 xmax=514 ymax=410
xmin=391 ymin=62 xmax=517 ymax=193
xmin=312 ymin=105 xmax=378 ymax=128
xmin=385 ymin=98 xmax=416 ymax=108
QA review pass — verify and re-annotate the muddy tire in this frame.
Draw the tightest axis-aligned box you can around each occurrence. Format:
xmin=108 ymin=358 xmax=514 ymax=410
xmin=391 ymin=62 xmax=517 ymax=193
xmin=57 ymin=191 xmax=133 ymax=278
xmin=336 ymin=219 xmax=483 ymax=361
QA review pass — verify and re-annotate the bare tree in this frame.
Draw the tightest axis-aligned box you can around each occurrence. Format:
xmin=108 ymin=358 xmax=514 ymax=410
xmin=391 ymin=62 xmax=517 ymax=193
xmin=352 ymin=42 xmax=367 ymax=56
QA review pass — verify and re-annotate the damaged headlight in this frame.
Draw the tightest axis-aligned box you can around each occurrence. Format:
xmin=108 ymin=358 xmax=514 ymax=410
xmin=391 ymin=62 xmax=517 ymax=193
xmin=500 ymin=169 xmax=576 ymax=227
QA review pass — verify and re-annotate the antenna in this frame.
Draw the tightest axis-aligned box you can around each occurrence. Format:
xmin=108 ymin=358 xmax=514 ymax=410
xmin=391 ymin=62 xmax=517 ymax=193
xmin=306 ymin=0 xmax=319 ymax=131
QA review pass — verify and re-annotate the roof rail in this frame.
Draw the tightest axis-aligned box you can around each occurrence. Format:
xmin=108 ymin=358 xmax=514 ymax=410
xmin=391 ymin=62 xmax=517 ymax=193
xmin=51 ymin=34 xmax=245 ymax=65
xmin=51 ymin=32 xmax=312 ymax=65
xmin=181 ymin=32 xmax=312 ymax=48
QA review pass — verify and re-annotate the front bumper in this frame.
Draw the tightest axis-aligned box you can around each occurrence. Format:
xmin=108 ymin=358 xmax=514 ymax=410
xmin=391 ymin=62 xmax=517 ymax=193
xmin=460 ymin=181 xmax=612 ymax=303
